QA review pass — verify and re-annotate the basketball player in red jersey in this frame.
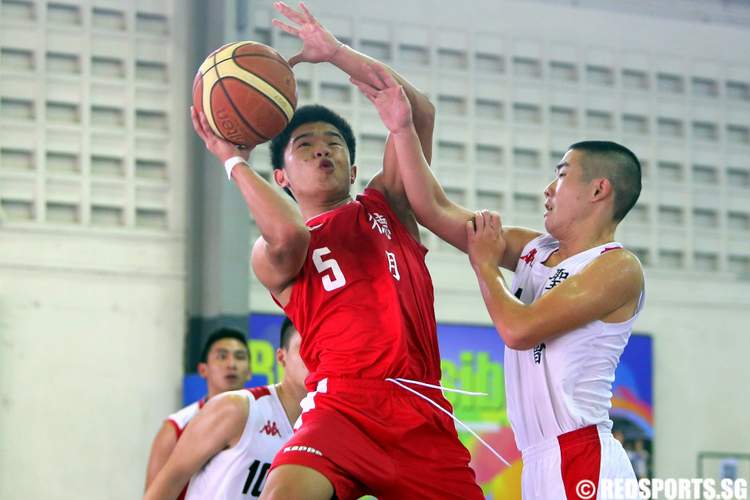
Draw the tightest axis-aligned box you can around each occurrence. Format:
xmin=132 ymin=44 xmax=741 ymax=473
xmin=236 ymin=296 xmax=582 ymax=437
xmin=354 ymin=66 xmax=646 ymax=499
xmin=190 ymin=3 xmax=483 ymax=499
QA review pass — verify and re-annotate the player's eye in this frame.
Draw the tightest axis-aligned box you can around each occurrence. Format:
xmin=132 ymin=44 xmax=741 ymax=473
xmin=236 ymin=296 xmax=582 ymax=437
xmin=297 ymin=142 xmax=311 ymax=148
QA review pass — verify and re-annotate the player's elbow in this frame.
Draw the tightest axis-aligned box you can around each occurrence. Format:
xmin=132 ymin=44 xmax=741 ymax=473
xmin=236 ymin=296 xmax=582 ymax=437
xmin=410 ymin=192 xmax=449 ymax=226
xmin=501 ymin=325 xmax=537 ymax=351
xmin=271 ymin=224 xmax=310 ymax=253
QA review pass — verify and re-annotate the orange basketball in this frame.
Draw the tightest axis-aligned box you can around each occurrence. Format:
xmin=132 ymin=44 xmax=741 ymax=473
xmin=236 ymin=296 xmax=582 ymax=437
xmin=193 ymin=41 xmax=297 ymax=148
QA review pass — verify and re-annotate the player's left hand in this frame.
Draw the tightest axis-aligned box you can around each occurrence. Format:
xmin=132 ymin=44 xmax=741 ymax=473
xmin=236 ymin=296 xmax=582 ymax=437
xmin=272 ymin=2 xmax=341 ymax=66
xmin=351 ymin=64 xmax=414 ymax=135
xmin=190 ymin=106 xmax=251 ymax=164
xmin=467 ymin=210 xmax=506 ymax=269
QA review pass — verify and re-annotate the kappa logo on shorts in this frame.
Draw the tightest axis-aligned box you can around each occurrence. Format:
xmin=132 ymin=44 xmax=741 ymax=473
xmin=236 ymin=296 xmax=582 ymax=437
xmin=260 ymin=420 xmax=281 ymax=437
xmin=283 ymin=445 xmax=323 ymax=456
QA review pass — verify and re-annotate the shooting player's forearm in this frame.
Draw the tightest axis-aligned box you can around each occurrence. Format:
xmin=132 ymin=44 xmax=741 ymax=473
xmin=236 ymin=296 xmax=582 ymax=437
xmin=231 ymin=163 xmax=308 ymax=247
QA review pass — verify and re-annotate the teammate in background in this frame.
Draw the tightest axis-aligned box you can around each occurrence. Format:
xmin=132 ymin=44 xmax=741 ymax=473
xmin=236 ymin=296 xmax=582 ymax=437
xmin=355 ymin=66 xmax=645 ymax=499
xmin=145 ymin=328 xmax=251 ymax=498
xmin=145 ymin=319 xmax=308 ymax=500
xmin=191 ymin=2 xmax=483 ymax=499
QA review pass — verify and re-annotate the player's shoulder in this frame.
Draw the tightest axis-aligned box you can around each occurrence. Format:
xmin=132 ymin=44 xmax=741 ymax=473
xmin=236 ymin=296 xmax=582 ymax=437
xmin=203 ymin=390 xmax=252 ymax=421
xmin=584 ymin=245 xmax=644 ymax=285
xmin=248 ymin=385 xmax=273 ymax=401
xmin=356 ymin=187 xmax=390 ymax=211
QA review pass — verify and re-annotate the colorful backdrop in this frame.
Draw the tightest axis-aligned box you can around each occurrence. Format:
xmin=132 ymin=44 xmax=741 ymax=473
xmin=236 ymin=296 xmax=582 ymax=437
xmin=183 ymin=313 xmax=654 ymax=499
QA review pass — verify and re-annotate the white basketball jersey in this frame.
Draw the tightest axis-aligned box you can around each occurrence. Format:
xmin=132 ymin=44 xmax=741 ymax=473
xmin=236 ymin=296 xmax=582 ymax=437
xmin=167 ymin=399 xmax=206 ymax=437
xmin=185 ymin=385 xmax=293 ymax=500
xmin=505 ymin=234 xmax=645 ymax=452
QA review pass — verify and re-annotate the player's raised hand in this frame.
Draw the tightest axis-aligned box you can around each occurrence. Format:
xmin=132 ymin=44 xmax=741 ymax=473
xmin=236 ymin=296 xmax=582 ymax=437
xmin=467 ymin=210 xmax=506 ymax=269
xmin=351 ymin=64 xmax=414 ymax=134
xmin=272 ymin=2 xmax=341 ymax=66
xmin=190 ymin=106 xmax=251 ymax=164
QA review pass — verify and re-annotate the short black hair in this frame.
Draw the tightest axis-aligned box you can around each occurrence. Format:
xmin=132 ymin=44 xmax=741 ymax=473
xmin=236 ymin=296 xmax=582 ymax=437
xmin=279 ymin=317 xmax=297 ymax=350
xmin=270 ymin=104 xmax=356 ymax=171
xmin=200 ymin=328 xmax=248 ymax=363
xmin=568 ymin=140 xmax=642 ymax=222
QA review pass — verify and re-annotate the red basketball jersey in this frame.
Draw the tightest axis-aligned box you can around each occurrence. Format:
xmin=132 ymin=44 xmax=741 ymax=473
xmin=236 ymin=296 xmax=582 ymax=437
xmin=278 ymin=188 xmax=441 ymax=388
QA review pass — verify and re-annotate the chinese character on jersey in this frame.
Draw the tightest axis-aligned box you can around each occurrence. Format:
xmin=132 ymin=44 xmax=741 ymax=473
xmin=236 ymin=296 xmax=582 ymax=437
xmin=368 ymin=212 xmax=392 ymax=240
xmin=386 ymin=251 xmax=400 ymax=281
xmin=545 ymin=268 xmax=569 ymax=289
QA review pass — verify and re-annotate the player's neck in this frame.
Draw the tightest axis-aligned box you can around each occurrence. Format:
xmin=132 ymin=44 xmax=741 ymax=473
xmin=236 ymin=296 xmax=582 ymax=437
xmin=275 ymin=382 xmax=305 ymax=425
xmin=299 ymin=194 xmax=353 ymax=222
xmin=555 ymin=225 xmax=616 ymax=261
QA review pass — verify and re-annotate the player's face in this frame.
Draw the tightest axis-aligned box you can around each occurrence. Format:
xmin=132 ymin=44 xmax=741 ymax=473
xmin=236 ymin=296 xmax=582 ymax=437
xmin=276 ymin=121 xmax=356 ymax=201
xmin=280 ymin=331 xmax=309 ymax=390
xmin=543 ymin=149 xmax=591 ymax=236
xmin=200 ymin=338 xmax=251 ymax=396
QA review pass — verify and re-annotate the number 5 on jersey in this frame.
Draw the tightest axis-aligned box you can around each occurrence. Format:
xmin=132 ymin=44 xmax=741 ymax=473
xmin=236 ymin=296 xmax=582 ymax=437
xmin=312 ymin=247 xmax=346 ymax=291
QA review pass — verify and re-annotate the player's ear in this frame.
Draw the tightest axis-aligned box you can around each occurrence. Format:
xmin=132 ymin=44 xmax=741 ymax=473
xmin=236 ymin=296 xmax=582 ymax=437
xmin=273 ymin=168 xmax=289 ymax=189
xmin=197 ymin=362 xmax=208 ymax=379
xmin=350 ymin=164 xmax=357 ymax=185
xmin=276 ymin=347 xmax=287 ymax=369
xmin=590 ymin=177 xmax=606 ymax=199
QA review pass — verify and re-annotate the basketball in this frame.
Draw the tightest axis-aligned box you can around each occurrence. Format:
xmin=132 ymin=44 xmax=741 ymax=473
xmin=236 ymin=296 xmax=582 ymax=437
xmin=193 ymin=41 xmax=297 ymax=148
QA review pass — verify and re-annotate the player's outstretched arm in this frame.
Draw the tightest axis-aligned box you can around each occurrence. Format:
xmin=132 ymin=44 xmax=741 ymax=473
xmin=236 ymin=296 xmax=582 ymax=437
xmin=352 ymin=66 xmax=540 ymax=265
xmin=467 ymin=210 xmax=644 ymax=350
xmin=273 ymin=2 xmax=434 ymax=235
xmin=272 ymin=2 xmax=433 ymax=152
xmin=191 ymin=107 xmax=309 ymax=295
xmin=143 ymin=393 xmax=248 ymax=500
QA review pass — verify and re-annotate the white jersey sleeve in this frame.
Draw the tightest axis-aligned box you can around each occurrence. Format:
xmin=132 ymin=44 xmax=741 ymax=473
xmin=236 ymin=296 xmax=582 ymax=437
xmin=166 ymin=399 xmax=205 ymax=438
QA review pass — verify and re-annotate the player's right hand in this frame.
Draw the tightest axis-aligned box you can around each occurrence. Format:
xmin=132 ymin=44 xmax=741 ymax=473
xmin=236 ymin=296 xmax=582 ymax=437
xmin=467 ymin=210 xmax=507 ymax=270
xmin=272 ymin=2 xmax=341 ymax=66
xmin=190 ymin=106 xmax=251 ymax=164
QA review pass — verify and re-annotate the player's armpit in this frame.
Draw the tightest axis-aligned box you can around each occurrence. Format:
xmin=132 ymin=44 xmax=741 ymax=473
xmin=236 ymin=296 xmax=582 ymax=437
xmin=499 ymin=227 xmax=543 ymax=271
xmin=144 ymin=422 xmax=178 ymax=491
xmin=144 ymin=394 xmax=249 ymax=500
xmin=482 ymin=249 xmax=643 ymax=350
xmin=251 ymin=233 xmax=309 ymax=296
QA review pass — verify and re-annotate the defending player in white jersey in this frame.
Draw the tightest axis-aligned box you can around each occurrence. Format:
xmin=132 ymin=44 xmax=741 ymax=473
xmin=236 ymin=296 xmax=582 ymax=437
xmin=354 ymin=67 xmax=645 ymax=499
xmin=144 ymin=319 xmax=308 ymax=500
xmin=145 ymin=328 xmax=252 ymax=498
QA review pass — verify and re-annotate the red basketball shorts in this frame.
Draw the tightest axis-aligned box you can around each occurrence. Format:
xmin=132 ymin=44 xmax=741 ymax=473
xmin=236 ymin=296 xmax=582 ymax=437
xmin=270 ymin=377 xmax=484 ymax=500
